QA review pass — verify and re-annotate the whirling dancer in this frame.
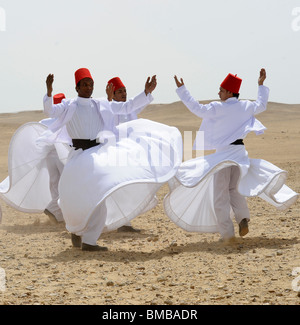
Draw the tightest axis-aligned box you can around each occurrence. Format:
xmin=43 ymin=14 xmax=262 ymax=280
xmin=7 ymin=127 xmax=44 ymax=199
xmin=164 ymin=69 xmax=298 ymax=241
xmin=43 ymin=68 xmax=182 ymax=251
xmin=0 ymin=93 xmax=68 ymax=224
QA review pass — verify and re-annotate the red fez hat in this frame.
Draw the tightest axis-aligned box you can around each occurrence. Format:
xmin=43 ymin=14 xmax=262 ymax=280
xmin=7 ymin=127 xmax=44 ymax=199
xmin=107 ymin=77 xmax=125 ymax=91
xmin=53 ymin=93 xmax=66 ymax=104
xmin=75 ymin=68 xmax=93 ymax=85
xmin=220 ymin=73 xmax=242 ymax=93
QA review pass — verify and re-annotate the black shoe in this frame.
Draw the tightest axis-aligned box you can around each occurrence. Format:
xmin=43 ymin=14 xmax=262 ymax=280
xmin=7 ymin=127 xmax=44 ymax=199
xmin=71 ymin=233 xmax=82 ymax=248
xmin=239 ymin=218 xmax=249 ymax=237
xmin=81 ymin=243 xmax=108 ymax=251
xmin=117 ymin=225 xmax=141 ymax=233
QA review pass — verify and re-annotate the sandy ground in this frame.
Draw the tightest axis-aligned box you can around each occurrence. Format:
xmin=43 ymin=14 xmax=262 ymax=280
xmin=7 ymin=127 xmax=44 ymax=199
xmin=0 ymin=100 xmax=299 ymax=306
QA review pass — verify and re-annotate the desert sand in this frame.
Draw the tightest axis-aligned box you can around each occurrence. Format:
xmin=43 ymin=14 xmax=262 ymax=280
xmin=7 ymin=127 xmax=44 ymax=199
xmin=0 ymin=100 xmax=299 ymax=306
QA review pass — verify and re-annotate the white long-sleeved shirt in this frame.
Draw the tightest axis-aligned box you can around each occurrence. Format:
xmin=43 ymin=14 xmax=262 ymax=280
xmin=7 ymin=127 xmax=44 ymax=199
xmin=66 ymin=97 xmax=103 ymax=139
xmin=176 ymin=85 xmax=270 ymax=150
xmin=42 ymin=91 xmax=153 ymax=143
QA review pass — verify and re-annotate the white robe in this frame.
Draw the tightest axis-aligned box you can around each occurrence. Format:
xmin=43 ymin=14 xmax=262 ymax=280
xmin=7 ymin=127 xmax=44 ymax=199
xmin=164 ymin=86 xmax=298 ymax=235
xmin=0 ymin=122 xmax=70 ymax=222
xmin=42 ymin=93 xmax=182 ymax=244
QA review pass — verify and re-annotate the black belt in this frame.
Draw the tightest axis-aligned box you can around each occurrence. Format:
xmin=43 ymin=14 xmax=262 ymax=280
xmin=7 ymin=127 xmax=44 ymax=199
xmin=72 ymin=139 xmax=99 ymax=151
xmin=230 ymin=139 xmax=244 ymax=146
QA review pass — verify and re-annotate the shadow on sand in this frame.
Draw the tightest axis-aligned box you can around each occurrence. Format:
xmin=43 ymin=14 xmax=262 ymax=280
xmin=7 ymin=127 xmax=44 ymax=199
xmin=49 ymin=234 xmax=299 ymax=263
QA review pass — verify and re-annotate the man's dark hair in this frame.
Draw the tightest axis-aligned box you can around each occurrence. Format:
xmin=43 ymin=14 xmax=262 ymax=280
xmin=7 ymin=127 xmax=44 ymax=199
xmin=233 ymin=93 xmax=240 ymax=99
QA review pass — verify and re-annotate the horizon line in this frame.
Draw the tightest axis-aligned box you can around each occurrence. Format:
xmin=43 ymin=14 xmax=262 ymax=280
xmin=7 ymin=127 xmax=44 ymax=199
xmin=1 ymin=100 xmax=300 ymax=115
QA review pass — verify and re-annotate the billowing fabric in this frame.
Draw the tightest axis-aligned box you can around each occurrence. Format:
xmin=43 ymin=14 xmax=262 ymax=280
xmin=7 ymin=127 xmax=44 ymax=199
xmin=164 ymin=145 xmax=298 ymax=233
xmin=0 ymin=122 xmax=70 ymax=221
xmin=58 ymin=118 xmax=182 ymax=234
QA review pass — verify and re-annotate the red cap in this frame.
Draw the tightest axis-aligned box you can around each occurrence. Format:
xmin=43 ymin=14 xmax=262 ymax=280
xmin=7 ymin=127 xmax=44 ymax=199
xmin=220 ymin=73 xmax=242 ymax=93
xmin=75 ymin=68 xmax=93 ymax=85
xmin=107 ymin=77 xmax=125 ymax=91
xmin=53 ymin=93 xmax=65 ymax=104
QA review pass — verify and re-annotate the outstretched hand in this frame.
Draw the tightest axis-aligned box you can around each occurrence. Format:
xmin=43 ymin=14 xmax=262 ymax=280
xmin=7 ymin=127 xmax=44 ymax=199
xmin=106 ymin=82 xmax=115 ymax=101
xmin=145 ymin=75 xmax=157 ymax=95
xmin=46 ymin=74 xmax=54 ymax=97
xmin=174 ymin=75 xmax=184 ymax=88
xmin=258 ymin=68 xmax=266 ymax=86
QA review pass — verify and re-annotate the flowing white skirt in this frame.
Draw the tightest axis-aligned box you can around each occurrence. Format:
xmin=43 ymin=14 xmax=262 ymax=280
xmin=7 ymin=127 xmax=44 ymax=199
xmin=0 ymin=119 xmax=178 ymax=232
xmin=58 ymin=119 xmax=182 ymax=234
xmin=164 ymin=145 xmax=298 ymax=233
xmin=0 ymin=122 xmax=70 ymax=222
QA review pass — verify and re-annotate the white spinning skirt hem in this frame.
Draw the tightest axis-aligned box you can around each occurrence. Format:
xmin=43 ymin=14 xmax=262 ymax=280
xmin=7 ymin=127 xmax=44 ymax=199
xmin=0 ymin=122 xmax=68 ymax=218
xmin=164 ymin=145 xmax=298 ymax=233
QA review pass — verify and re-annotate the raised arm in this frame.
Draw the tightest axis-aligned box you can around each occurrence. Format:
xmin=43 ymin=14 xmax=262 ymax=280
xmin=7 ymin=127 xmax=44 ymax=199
xmin=46 ymin=74 xmax=54 ymax=97
xmin=174 ymin=75 xmax=184 ymax=88
xmin=144 ymin=75 xmax=157 ymax=96
xmin=253 ymin=68 xmax=269 ymax=115
xmin=43 ymin=74 xmax=66 ymax=117
xmin=106 ymin=82 xmax=114 ymax=102
xmin=174 ymin=75 xmax=215 ymax=118
xmin=258 ymin=68 xmax=266 ymax=86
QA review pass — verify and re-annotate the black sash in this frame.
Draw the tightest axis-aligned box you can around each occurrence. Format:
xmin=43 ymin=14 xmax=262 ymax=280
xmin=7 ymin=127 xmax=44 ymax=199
xmin=72 ymin=139 xmax=99 ymax=151
xmin=230 ymin=139 xmax=244 ymax=146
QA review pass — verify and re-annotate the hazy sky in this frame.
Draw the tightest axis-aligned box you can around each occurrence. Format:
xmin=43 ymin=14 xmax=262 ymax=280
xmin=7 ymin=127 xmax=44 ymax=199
xmin=1 ymin=0 xmax=300 ymax=113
